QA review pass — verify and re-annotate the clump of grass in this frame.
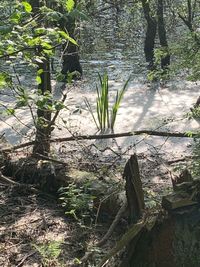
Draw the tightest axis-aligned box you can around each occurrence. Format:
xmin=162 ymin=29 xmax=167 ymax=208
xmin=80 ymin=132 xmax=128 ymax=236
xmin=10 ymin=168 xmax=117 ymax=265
xmin=85 ymin=72 xmax=130 ymax=133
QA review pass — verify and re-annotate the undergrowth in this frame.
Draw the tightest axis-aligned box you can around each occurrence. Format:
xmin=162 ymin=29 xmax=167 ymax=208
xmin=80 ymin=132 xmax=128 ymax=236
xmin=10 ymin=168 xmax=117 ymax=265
xmin=58 ymin=182 xmax=95 ymax=222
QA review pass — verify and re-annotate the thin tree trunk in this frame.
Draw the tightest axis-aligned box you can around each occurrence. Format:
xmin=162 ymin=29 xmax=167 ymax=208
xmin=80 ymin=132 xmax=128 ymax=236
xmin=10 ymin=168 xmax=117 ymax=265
xmin=59 ymin=0 xmax=82 ymax=80
xmin=178 ymin=0 xmax=200 ymax=44
xmin=157 ymin=0 xmax=170 ymax=69
xmin=29 ymin=0 xmax=52 ymax=156
xmin=141 ymin=0 xmax=157 ymax=70
xmin=32 ymin=57 xmax=52 ymax=156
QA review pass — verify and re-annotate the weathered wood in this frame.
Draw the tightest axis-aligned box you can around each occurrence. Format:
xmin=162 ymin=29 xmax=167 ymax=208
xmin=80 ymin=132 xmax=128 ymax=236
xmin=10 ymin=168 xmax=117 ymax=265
xmin=124 ymin=207 xmax=200 ymax=267
xmin=171 ymin=169 xmax=193 ymax=189
xmin=123 ymin=154 xmax=145 ymax=224
xmin=163 ymin=179 xmax=200 ymax=210
xmin=162 ymin=192 xmax=197 ymax=210
xmin=120 ymin=178 xmax=200 ymax=267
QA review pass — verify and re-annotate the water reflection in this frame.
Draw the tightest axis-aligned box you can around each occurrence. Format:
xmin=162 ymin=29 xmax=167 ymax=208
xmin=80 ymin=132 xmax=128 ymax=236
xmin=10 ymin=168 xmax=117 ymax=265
xmin=80 ymin=1 xmax=146 ymax=83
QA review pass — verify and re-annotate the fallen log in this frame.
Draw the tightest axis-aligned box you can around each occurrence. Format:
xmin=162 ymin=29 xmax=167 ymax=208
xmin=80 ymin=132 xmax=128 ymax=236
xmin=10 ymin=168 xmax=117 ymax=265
xmin=1 ymin=130 xmax=199 ymax=153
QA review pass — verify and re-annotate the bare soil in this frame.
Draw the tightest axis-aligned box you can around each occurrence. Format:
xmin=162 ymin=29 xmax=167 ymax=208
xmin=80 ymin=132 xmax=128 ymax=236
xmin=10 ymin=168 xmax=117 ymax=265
xmin=0 ymin=144 xmax=194 ymax=267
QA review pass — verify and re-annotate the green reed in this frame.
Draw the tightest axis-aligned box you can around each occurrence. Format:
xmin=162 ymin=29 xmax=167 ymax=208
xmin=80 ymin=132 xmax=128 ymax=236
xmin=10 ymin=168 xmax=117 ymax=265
xmin=85 ymin=72 xmax=130 ymax=133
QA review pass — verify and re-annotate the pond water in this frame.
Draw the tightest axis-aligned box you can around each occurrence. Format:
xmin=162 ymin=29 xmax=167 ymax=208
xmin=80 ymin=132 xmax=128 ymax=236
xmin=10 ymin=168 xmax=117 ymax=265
xmin=0 ymin=2 xmax=199 ymax=160
xmin=60 ymin=2 xmax=199 ymax=156
xmin=80 ymin=2 xmax=146 ymax=84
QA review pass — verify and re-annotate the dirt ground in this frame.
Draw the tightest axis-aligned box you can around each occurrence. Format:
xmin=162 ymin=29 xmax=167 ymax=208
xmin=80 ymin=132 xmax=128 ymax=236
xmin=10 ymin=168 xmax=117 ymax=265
xmin=0 ymin=141 xmax=195 ymax=267
xmin=0 ymin=181 xmax=121 ymax=267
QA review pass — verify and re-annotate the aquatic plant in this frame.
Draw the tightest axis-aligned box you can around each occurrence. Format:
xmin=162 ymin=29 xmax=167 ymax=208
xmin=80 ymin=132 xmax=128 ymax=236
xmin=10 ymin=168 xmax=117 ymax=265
xmin=85 ymin=73 xmax=130 ymax=133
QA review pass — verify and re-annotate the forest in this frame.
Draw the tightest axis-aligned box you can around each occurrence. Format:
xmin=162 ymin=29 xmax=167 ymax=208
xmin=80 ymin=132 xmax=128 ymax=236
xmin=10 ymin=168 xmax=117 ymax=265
xmin=0 ymin=0 xmax=200 ymax=266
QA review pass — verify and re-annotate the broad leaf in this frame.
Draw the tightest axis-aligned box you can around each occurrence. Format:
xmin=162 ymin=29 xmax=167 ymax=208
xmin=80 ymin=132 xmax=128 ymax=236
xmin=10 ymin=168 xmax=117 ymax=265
xmin=66 ymin=0 xmax=75 ymax=12
xmin=58 ymin=31 xmax=78 ymax=45
xmin=22 ymin=1 xmax=32 ymax=13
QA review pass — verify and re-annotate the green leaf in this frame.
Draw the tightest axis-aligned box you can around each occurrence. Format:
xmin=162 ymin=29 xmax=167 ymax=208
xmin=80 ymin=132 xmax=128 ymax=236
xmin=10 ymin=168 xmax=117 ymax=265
xmin=54 ymin=102 xmax=65 ymax=111
xmin=41 ymin=41 xmax=52 ymax=50
xmin=58 ymin=31 xmax=78 ymax=45
xmin=35 ymin=57 xmax=44 ymax=64
xmin=47 ymin=11 xmax=62 ymax=22
xmin=6 ymin=108 xmax=15 ymax=115
xmin=69 ymin=9 xmax=89 ymax=21
xmin=22 ymin=1 xmax=32 ymax=13
xmin=16 ymin=99 xmax=28 ymax=108
xmin=6 ymin=45 xmax=15 ymax=54
xmin=36 ymin=76 xmax=42 ymax=85
xmin=10 ymin=12 xmax=21 ymax=24
xmin=0 ymin=73 xmax=11 ymax=87
xmin=37 ymin=69 xmax=44 ymax=75
xmin=34 ymin=27 xmax=46 ymax=35
xmin=66 ymin=0 xmax=75 ymax=12
xmin=56 ymin=73 xmax=65 ymax=82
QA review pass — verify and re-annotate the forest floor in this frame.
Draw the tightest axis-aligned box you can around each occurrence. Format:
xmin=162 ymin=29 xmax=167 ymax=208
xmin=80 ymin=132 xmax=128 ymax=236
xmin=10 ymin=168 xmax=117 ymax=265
xmin=0 ymin=144 xmax=197 ymax=267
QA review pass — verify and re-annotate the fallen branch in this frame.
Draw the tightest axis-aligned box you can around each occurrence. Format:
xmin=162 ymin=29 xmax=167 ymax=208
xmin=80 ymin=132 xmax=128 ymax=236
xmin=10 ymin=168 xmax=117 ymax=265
xmin=167 ymin=155 xmax=198 ymax=165
xmin=97 ymin=218 xmax=146 ymax=267
xmin=0 ymin=171 xmax=19 ymax=185
xmin=0 ymin=130 xmax=199 ymax=153
xmin=97 ymin=202 xmax=127 ymax=247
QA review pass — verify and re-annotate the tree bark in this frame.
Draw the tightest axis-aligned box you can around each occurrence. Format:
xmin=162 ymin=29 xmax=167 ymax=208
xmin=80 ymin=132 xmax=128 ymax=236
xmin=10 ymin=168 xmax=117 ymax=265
xmin=59 ymin=0 xmax=82 ymax=80
xmin=32 ymin=57 xmax=52 ymax=156
xmin=141 ymin=0 xmax=157 ymax=70
xmin=28 ymin=0 xmax=52 ymax=156
xmin=123 ymin=154 xmax=145 ymax=224
xmin=157 ymin=0 xmax=170 ymax=69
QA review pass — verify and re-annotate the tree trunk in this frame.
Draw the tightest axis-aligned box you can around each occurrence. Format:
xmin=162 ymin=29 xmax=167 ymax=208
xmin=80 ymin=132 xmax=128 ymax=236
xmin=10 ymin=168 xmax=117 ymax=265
xmin=120 ymin=171 xmax=200 ymax=267
xmin=157 ymin=0 xmax=170 ymax=69
xmin=141 ymin=0 xmax=157 ymax=70
xmin=61 ymin=38 xmax=82 ymax=80
xmin=29 ymin=0 xmax=52 ymax=156
xmin=32 ymin=57 xmax=52 ymax=156
xmin=59 ymin=0 xmax=82 ymax=80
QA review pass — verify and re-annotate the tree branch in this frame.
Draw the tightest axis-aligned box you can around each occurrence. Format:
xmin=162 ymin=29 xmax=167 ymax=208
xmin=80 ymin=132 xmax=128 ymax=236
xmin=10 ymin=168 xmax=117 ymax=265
xmin=47 ymin=93 xmax=67 ymax=130
xmin=0 ymin=130 xmax=199 ymax=153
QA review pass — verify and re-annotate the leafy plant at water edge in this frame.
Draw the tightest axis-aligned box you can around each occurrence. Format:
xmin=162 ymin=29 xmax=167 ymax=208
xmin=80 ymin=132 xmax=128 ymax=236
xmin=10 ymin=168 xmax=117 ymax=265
xmin=85 ymin=73 xmax=130 ymax=133
xmin=187 ymin=107 xmax=200 ymax=119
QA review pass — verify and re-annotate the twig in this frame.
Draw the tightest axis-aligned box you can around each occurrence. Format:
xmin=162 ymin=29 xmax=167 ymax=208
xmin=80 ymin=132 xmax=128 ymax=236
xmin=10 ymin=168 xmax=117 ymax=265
xmin=16 ymin=251 xmax=36 ymax=267
xmin=0 ymin=47 xmax=34 ymax=59
xmin=0 ymin=171 xmax=19 ymax=185
xmin=95 ymin=187 xmax=121 ymax=226
xmin=49 ymin=130 xmax=200 ymax=141
xmin=47 ymin=93 xmax=67 ymax=130
xmin=167 ymin=156 xmax=198 ymax=164
xmin=80 ymin=251 xmax=95 ymax=266
xmin=89 ymin=143 xmax=121 ymax=156
xmin=33 ymin=153 xmax=68 ymax=166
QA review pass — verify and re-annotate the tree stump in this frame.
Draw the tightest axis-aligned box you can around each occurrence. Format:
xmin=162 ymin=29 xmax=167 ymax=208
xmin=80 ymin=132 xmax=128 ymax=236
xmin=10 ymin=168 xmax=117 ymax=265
xmin=123 ymin=154 xmax=145 ymax=224
xmin=120 ymin=177 xmax=200 ymax=267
